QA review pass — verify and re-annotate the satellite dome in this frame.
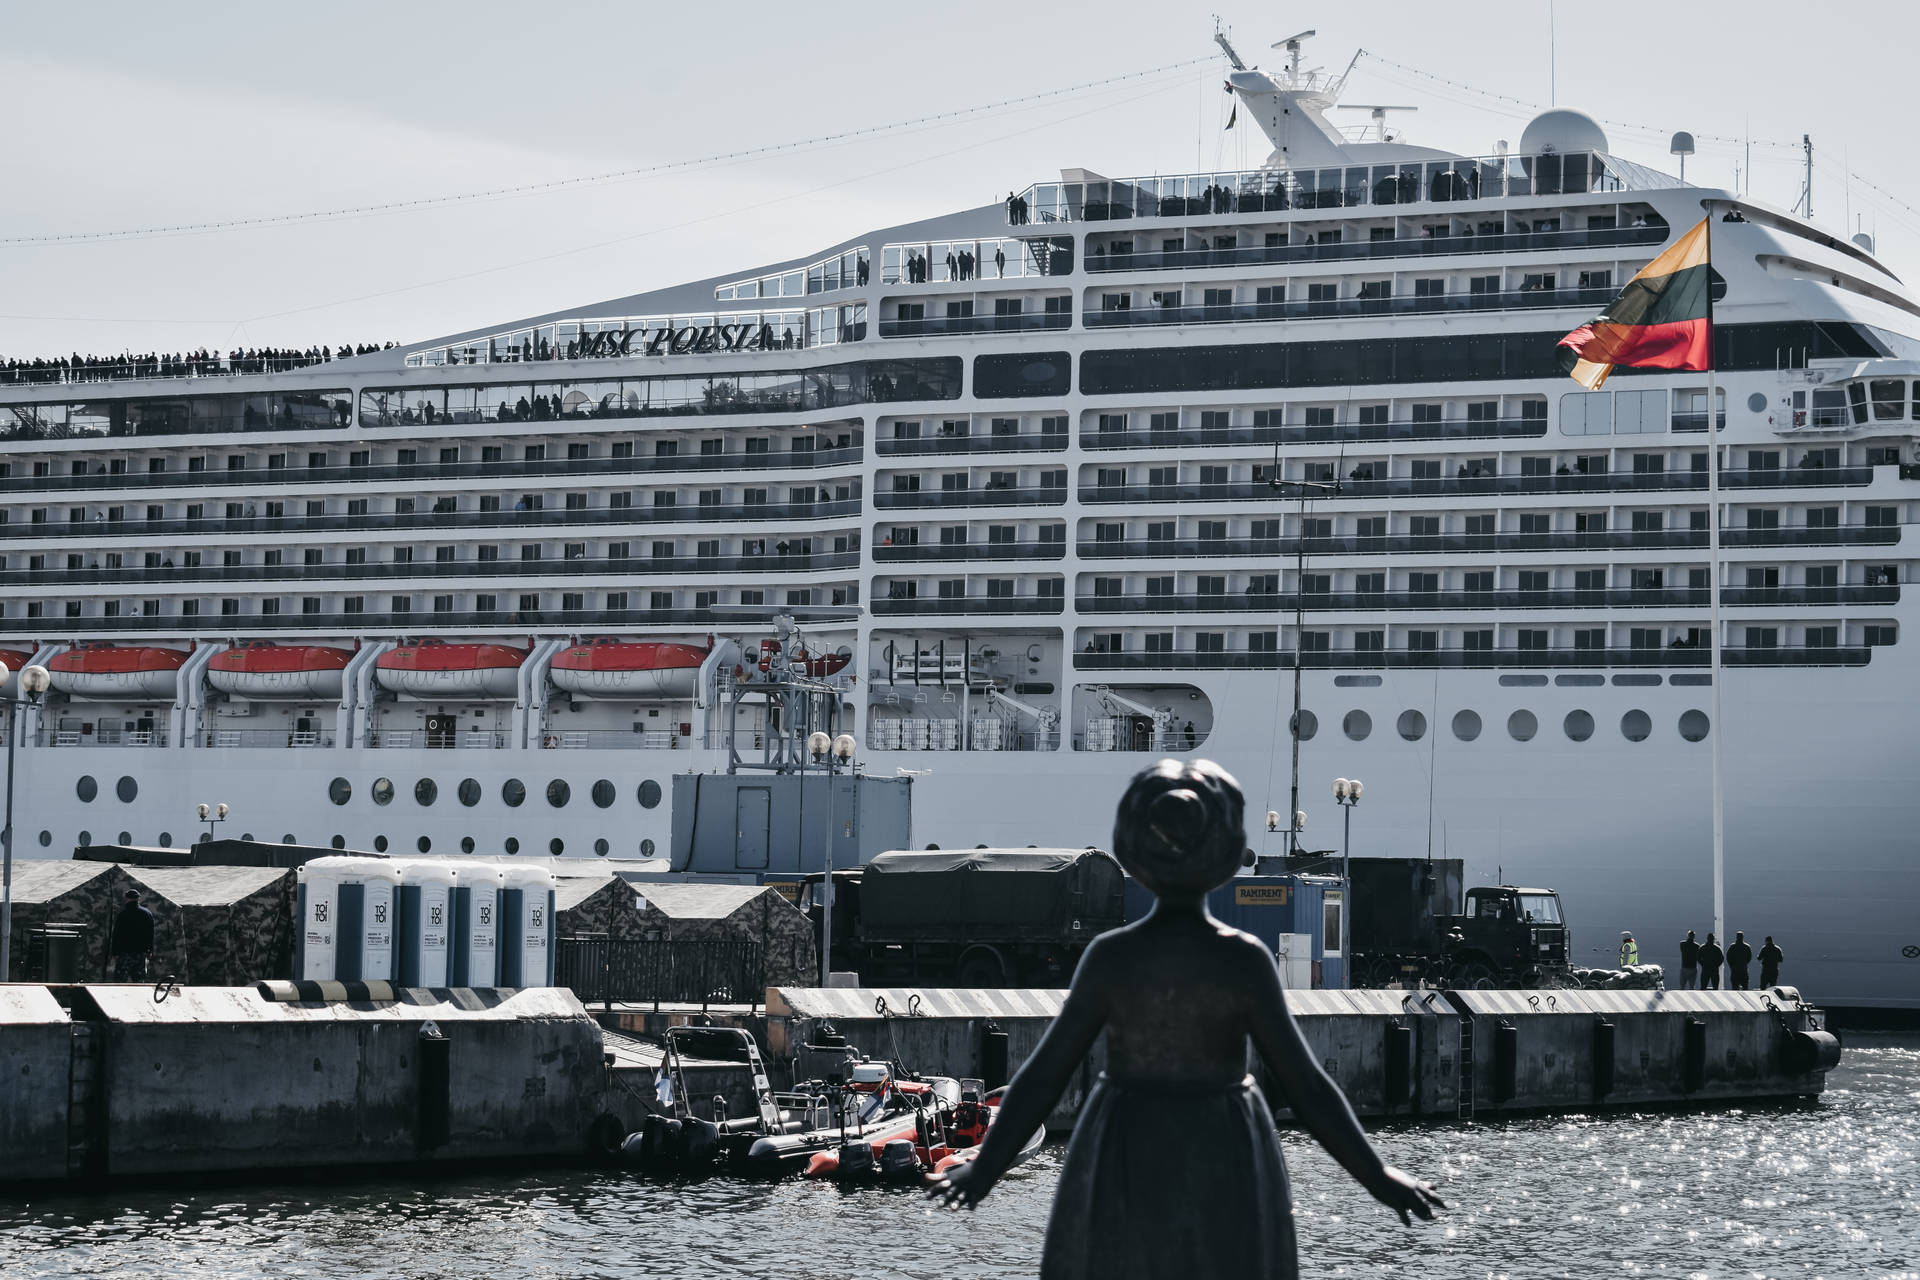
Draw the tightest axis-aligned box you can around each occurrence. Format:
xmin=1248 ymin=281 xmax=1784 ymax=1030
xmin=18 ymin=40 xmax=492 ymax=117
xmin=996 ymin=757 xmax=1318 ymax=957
xmin=1520 ymin=108 xmax=1608 ymax=156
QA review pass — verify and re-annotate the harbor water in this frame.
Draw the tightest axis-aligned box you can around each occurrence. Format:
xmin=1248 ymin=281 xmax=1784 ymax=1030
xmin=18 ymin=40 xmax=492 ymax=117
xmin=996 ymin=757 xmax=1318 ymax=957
xmin=5 ymin=1034 xmax=1912 ymax=1280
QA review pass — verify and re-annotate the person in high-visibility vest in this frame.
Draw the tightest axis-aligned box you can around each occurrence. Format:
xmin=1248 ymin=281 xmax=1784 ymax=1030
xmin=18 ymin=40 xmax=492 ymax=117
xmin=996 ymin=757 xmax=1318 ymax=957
xmin=1619 ymin=932 xmax=1639 ymax=967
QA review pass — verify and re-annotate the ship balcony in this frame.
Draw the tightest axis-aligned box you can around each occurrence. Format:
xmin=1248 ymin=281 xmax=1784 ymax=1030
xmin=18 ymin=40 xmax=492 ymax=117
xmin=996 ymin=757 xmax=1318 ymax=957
xmin=0 ymin=604 xmax=861 ymax=635
xmin=872 ymin=542 xmax=1065 ymax=563
xmin=1078 ymin=467 xmax=1876 ymax=504
xmin=1076 ymin=526 xmax=1902 ymax=561
xmin=371 ymin=730 xmax=510 ymax=749
xmin=1083 ymin=285 xmax=1616 ymax=331
xmin=205 ymin=729 xmax=337 ymax=748
xmin=870 ymin=595 xmax=1066 ymax=617
xmin=1070 ymin=646 xmax=1872 ymax=672
xmin=1074 ymin=584 xmax=1900 ymax=614
xmin=873 ymin=486 xmax=1068 ymax=511
xmin=537 ymin=728 xmax=685 ymax=750
xmin=3 ymin=551 xmax=864 ymax=589
xmin=877 ymin=312 xmax=1071 ymax=339
xmin=36 ymin=728 xmax=169 ymax=748
xmin=875 ymin=432 xmax=1066 ymax=456
xmin=1082 ymin=224 xmax=1670 ymax=274
xmin=1080 ymin=417 xmax=1548 ymax=449
xmin=0 ymin=446 xmax=869 ymax=496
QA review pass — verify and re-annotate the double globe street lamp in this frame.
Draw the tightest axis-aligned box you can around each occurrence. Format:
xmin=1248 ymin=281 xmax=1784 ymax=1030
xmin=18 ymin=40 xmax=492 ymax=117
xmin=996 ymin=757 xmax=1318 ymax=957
xmin=3 ymin=663 xmax=53 ymax=975
xmin=807 ymin=731 xmax=857 ymax=987
xmin=1332 ymin=778 xmax=1363 ymax=980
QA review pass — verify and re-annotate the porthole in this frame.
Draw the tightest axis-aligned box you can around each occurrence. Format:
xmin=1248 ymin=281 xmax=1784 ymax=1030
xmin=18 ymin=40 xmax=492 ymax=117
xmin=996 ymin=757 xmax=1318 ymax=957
xmin=415 ymin=778 xmax=438 ymax=806
xmin=371 ymin=777 xmax=395 ymax=806
xmin=417 ymin=836 xmax=432 ymax=853
xmin=1679 ymin=709 xmax=1710 ymax=742
xmin=1564 ymin=710 xmax=1595 ymax=742
xmin=373 ymin=835 xmax=389 ymax=852
xmin=328 ymin=777 xmax=352 ymax=805
xmin=591 ymin=780 xmax=616 ymax=809
xmin=157 ymin=831 xmax=172 ymax=846
xmin=1746 ymin=391 xmax=1768 ymax=413
xmin=460 ymin=836 xmax=475 ymax=854
xmin=117 ymin=831 xmax=132 ymax=845
xmin=77 ymin=831 xmax=92 ymax=847
xmin=547 ymin=779 xmax=570 ymax=808
xmin=1289 ymin=710 xmax=1318 ymax=741
xmin=1396 ymin=710 xmax=1427 ymax=742
xmin=1451 ymin=710 xmax=1482 ymax=742
xmin=504 ymin=836 xmax=520 ymax=855
xmin=76 ymin=776 xmax=97 ymax=803
xmin=240 ymin=833 xmax=254 ymax=842
xmin=638 ymin=779 xmax=663 ymax=809
xmin=1507 ymin=710 xmax=1538 ymax=741
xmin=1621 ymin=709 xmax=1652 ymax=742
xmin=1342 ymin=710 xmax=1372 ymax=741
xmin=549 ymin=837 xmax=565 ymax=855
xmin=37 ymin=830 xmax=51 ymax=847
xmin=457 ymin=778 xmax=481 ymax=807
xmin=330 ymin=835 xmax=346 ymax=849
xmin=594 ymin=837 xmax=610 ymax=857
xmin=640 ymin=838 xmax=657 ymax=857
xmin=116 ymin=776 xmax=138 ymax=803
xmin=283 ymin=834 xmax=297 ymax=845
xmin=502 ymin=779 xmax=526 ymax=807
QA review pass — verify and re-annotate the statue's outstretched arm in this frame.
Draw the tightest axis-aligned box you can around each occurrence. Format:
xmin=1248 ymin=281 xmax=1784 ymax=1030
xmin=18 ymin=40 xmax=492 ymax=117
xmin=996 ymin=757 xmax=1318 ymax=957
xmin=928 ymin=945 xmax=1110 ymax=1208
xmin=1246 ymin=943 xmax=1445 ymax=1224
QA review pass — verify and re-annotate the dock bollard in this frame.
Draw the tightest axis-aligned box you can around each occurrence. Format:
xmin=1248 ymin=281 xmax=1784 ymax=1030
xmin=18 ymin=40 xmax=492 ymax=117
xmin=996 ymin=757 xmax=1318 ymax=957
xmin=418 ymin=1020 xmax=451 ymax=1149
xmin=1592 ymin=1019 xmax=1616 ymax=1101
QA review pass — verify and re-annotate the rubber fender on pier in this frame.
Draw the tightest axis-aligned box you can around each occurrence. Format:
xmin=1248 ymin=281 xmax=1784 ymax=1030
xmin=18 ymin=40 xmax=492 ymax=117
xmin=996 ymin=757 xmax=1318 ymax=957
xmin=1383 ymin=1022 xmax=1412 ymax=1112
xmin=417 ymin=1020 xmax=451 ymax=1149
xmin=1786 ymin=1029 xmax=1842 ymax=1075
xmin=1492 ymin=1021 xmax=1518 ymax=1104
xmin=1591 ymin=1019 xmax=1616 ymax=1101
xmin=1681 ymin=1017 xmax=1707 ymax=1094
xmin=980 ymin=1021 xmax=1010 ymax=1092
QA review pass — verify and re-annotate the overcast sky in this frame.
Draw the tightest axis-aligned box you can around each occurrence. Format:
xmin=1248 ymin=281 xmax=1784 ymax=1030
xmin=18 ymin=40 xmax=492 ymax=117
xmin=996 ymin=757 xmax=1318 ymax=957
xmin=3 ymin=0 xmax=1916 ymax=359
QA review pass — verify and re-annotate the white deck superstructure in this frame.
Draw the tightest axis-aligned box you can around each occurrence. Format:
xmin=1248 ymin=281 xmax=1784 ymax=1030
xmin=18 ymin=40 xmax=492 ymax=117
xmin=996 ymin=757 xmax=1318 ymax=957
xmin=3 ymin=45 xmax=1916 ymax=1007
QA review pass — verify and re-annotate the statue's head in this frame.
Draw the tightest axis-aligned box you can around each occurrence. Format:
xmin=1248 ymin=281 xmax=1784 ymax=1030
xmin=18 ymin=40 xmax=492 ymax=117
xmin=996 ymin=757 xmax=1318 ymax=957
xmin=1113 ymin=758 xmax=1245 ymax=899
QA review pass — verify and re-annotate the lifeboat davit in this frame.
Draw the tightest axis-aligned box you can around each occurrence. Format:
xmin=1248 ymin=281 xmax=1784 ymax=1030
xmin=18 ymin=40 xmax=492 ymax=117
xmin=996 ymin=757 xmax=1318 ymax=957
xmin=375 ymin=641 xmax=527 ymax=700
xmin=550 ymin=639 xmax=709 ymax=700
xmin=208 ymin=642 xmax=354 ymax=701
xmin=48 ymin=645 xmax=187 ymax=700
xmin=754 ymin=639 xmax=852 ymax=679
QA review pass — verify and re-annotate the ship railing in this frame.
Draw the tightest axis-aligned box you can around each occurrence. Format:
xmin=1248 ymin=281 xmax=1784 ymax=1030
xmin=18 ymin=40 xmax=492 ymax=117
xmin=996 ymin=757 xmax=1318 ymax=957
xmin=1082 ymin=286 xmax=1617 ymax=330
xmin=877 ymin=312 xmax=1071 ymax=339
xmin=540 ymin=729 xmax=681 ymax=749
xmin=207 ymin=729 xmax=336 ymax=748
xmin=1011 ymin=150 xmax=1663 ymax=225
xmin=38 ymin=729 xmax=169 ymax=748
xmin=1069 ymin=646 xmax=1872 ymax=671
xmin=1082 ymin=223 xmax=1671 ymax=272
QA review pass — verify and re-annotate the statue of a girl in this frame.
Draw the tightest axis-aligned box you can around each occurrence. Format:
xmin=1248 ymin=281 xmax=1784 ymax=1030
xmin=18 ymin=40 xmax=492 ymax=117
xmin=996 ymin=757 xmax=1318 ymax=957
xmin=930 ymin=759 xmax=1445 ymax=1277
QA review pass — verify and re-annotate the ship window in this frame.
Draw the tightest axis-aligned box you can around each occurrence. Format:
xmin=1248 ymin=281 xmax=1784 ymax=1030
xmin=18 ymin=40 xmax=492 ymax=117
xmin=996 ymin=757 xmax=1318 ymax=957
xmin=1614 ymin=388 xmax=1666 ymax=434
xmin=457 ymin=778 xmax=481 ymax=807
xmin=77 ymin=831 xmax=91 ymax=847
xmin=1678 ymin=709 xmax=1710 ymax=741
xmin=1289 ymin=710 xmax=1317 ymax=741
xmin=1451 ymin=710 xmax=1482 ymax=741
xmin=1563 ymin=710 xmax=1595 ymax=742
xmin=638 ymin=779 xmax=663 ymax=809
xmin=974 ymin=352 xmax=1069 ymax=398
xmin=416 ymin=837 xmax=432 ymax=853
xmin=594 ymin=838 xmax=611 ymax=856
xmin=415 ymin=778 xmax=437 ymax=806
xmin=461 ymin=837 xmax=476 ymax=853
xmin=371 ymin=777 xmax=395 ymax=805
xmin=592 ymin=780 xmax=616 ymax=809
xmin=1342 ymin=710 xmax=1372 ymax=741
xmin=547 ymin=779 xmax=571 ymax=808
xmin=505 ymin=837 xmax=520 ymax=854
xmin=328 ymin=778 xmax=351 ymax=805
xmin=1621 ymin=710 xmax=1652 ymax=742
xmin=1396 ymin=710 xmax=1427 ymax=741
xmin=550 ymin=838 xmax=565 ymax=856
xmin=1507 ymin=709 xmax=1538 ymax=741
xmin=1871 ymin=379 xmax=1906 ymax=419
xmin=373 ymin=836 xmax=389 ymax=852
xmin=76 ymin=776 xmax=97 ymax=803
xmin=503 ymin=779 xmax=526 ymax=807
xmin=330 ymin=835 xmax=346 ymax=849
xmin=1561 ymin=391 xmax=1610 ymax=435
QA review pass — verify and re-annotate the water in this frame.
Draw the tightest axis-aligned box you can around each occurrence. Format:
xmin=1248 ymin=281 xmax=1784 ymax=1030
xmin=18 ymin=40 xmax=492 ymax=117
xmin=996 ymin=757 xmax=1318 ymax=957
xmin=6 ymin=1035 xmax=1914 ymax=1280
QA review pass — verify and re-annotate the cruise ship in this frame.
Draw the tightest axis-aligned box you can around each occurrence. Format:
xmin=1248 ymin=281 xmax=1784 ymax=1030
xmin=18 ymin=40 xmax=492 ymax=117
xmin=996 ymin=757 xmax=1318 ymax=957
xmin=3 ymin=37 xmax=1915 ymax=1008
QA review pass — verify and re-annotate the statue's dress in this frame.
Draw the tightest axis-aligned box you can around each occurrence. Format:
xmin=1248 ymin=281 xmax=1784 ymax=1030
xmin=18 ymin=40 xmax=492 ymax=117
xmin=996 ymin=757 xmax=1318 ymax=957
xmin=1040 ymin=1073 xmax=1296 ymax=1280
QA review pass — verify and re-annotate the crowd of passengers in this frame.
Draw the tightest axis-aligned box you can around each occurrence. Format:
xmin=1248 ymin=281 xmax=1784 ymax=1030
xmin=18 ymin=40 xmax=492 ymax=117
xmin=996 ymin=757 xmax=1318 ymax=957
xmin=0 ymin=342 xmax=399 ymax=386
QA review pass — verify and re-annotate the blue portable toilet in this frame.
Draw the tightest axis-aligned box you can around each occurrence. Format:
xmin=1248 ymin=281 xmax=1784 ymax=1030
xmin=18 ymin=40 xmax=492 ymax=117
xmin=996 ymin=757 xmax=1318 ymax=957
xmin=498 ymin=864 xmax=557 ymax=987
xmin=395 ymin=860 xmax=458 ymax=987
xmin=450 ymin=863 xmax=504 ymax=988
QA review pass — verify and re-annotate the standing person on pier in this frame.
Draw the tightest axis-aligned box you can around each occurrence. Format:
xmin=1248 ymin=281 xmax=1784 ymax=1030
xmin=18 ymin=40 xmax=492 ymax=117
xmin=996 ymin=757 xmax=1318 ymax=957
xmin=1699 ymin=933 xmax=1725 ymax=990
xmin=1758 ymin=936 xmax=1784 ymax=989
xmin=1726 ymin=932 xmax=1753 ymax=990
xmin=109 ymin=890 xmax=155 ymax=982
xmin=1678 ymin=930 xmax=1701 ymax=989
xmin=1618 ymin=932 xmax=1639 ymax=967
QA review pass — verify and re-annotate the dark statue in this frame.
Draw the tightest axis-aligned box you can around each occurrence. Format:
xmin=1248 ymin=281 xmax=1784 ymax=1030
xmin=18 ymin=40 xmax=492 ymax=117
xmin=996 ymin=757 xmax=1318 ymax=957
xmin=930 ymin=759 xmax=1445 ymax=1277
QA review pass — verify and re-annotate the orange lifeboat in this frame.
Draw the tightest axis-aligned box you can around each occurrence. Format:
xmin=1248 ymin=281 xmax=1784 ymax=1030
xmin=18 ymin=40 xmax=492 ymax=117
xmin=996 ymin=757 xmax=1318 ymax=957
xmin=754 ymin=639 xmax=852 ymax=679
xmin=208 ymin=642 xmax=354 ymax=701
xmin=550 ymin=638 xmax=708 ymax=699
xmin=375 ymin=640 xmax=527 ymax=699
xmin=48 ymin=645 xmax=187 ymax=700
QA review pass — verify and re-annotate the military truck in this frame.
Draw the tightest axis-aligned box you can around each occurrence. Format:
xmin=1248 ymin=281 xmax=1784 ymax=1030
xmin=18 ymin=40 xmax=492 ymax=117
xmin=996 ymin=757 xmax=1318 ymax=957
xmin=1329 ymin=855 xmax=1571 ymax=988
xmin=797 ymin=847 xmax=1126 ymax=987
xmin=1435 ymin=885 xmax=1571 ymax=989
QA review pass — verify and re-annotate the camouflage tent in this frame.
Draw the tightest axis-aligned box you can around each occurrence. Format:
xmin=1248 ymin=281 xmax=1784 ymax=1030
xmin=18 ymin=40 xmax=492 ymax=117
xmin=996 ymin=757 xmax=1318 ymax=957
xmin=632 ymin=883 xmax=816 ymax=988
xmin=554 ymin=874 xmax=643 ymax=943
xmin=124 ymin=866 xmax=296 ymax=986
xmin=3 ymin=860 xmax=135 ymax=981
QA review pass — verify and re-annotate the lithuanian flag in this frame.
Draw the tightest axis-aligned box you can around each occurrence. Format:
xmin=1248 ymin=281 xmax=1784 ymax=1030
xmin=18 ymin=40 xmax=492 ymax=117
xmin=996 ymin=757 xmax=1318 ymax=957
xmin=1557 ymin=218 xmax=1712 ymax=389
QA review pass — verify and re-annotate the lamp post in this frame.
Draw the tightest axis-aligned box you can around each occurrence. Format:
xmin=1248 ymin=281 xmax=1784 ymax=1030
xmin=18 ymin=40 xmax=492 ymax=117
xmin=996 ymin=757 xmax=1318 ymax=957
xmin=808 ymin=730 xmax=857 ymax=987
xmin=196 ymin=801 xmax=229 ymax=845
xmin=1268 ymin=472 xmax=1338 ymax=854
xmin=1332 ymin=777 xmax=1362 ymax=981
xmin=2 ymin=663 xmax=52 ymax=977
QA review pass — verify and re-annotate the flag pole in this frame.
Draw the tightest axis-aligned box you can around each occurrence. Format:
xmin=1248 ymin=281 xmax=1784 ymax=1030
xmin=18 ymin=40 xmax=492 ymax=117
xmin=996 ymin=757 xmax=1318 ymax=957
xmin=1705 ymin=213 xmax=1725 ymax=941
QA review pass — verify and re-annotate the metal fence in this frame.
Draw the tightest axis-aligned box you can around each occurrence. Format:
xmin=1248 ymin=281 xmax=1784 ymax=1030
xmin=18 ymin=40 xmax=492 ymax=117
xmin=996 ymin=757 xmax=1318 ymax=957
xmin=556 ymin=936 xmax=765 ymax=1011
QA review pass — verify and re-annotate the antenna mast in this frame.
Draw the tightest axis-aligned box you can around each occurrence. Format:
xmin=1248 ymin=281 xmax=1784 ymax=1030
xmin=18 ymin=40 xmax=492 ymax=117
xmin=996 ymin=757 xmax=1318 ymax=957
xmin=1802 ymin=134 xmax=1814 ymax=220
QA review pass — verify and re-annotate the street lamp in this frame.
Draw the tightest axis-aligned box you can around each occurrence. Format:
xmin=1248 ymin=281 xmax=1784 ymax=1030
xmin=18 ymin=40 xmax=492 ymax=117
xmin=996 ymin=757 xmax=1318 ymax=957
xmin=1269 ymin=469 xmax=1339 ymax=855
xmin=809 ymin=730 xmax=857 ymax=987
xmin=2 ymin=663 xmax=52 ymax=977
xmin=196 ymin=801 xmax=230 ymax=844
xmin=1332 ymin=778 xmax=1362 ymax=980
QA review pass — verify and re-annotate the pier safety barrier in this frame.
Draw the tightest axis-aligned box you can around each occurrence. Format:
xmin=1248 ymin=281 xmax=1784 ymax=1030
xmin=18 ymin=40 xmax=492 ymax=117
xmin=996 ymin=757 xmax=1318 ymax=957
xmin=557 ymin=936 xmax=765 ymax=1011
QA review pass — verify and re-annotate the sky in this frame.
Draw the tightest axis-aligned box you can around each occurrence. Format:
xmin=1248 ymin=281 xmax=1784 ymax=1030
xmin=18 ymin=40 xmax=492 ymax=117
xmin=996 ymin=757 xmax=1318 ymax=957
xmin=3 ymin=0 xmax=1918 ymax=360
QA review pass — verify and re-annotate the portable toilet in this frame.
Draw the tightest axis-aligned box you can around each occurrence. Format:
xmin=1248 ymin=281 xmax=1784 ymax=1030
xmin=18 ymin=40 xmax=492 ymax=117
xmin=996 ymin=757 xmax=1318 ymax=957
xmin=336 ymin=857 xmax=401 ymax=981
xmin=450 ymin=862 xmax=504 ymax=988
xmin=395 ymin=860 xmax=459 ymax=987
xmin=294 ymin=860 xmax=342 ymax=980
xmin=499 ymin=864 xmax=557 ymax=987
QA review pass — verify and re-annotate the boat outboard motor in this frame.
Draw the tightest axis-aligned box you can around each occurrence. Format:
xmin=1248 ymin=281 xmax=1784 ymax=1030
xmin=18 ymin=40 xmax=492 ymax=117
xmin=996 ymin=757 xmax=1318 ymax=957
xmin=837 ymin=1141 xmax=875 ymax=1176
xmin=639 ymin=1114 xmax=682 ymax=1166
xmin=880 ymin=1138 xmax=922 ymax=1179
xmin=681 ymin=1117 xmax=722 ymax=1168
